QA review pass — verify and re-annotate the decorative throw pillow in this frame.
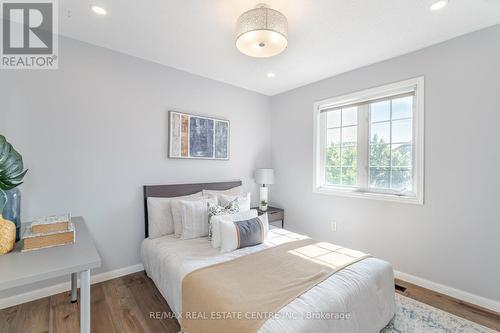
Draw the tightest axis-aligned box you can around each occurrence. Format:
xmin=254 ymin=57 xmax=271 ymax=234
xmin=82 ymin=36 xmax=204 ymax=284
xmin=207 ymin=200 xmax=240 ymax=240
xmin=172 ymin=195 xmax=215 ymax=237
xmin=147 ymin=192 xmax=202 ymax=239
xmin=219 ymin=213 xmax=269 ymax=252
xmin=219 ymin=192 xmax=251 ymax=212
xmin=179 ymin=197 xmax=217 ymax=239
xmin=210 ymin=210 xmax=258 ymax=249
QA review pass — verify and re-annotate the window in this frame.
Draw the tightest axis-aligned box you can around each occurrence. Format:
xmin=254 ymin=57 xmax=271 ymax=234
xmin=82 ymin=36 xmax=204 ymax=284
xmin=313 ymin=77 xmax=424 ymax=204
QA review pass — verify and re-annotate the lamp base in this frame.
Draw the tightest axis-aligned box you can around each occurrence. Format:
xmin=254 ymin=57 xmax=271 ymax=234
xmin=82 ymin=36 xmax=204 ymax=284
xmin=259 ymin=186 xmax=268 ymax=211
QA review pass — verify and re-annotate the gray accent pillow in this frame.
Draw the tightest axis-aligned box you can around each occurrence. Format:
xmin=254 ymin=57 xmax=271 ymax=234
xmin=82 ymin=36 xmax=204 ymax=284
xmin=234 ymin=217 xmax=263 ymax=248
xmin=219 ymin=213 xmax=269 ymax=252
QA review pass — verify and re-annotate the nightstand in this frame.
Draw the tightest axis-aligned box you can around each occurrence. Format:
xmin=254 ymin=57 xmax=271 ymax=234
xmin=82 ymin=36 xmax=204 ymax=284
xmin=252 ymin=206 xmax=285 ymax=228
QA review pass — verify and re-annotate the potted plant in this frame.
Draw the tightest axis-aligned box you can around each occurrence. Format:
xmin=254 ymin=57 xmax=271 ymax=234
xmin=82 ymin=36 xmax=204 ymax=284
xmin=0 ymin=135 xmax=28 ymax=254
xmin=259 ymin=200 xmax=268 ymax=211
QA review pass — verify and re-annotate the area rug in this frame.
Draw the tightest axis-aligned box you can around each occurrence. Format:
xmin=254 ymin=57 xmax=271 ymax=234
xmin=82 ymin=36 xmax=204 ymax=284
xmin=382 ymin=293 xmax=498 ymax=333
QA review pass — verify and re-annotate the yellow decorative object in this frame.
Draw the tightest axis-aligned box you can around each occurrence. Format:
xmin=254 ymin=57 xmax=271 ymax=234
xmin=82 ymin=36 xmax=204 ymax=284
xmin=0 ymin=214 xmax=16 ymax=255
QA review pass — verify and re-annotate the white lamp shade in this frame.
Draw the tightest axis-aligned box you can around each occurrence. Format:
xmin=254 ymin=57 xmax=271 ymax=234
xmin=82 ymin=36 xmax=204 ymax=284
xmin=254 ymin=168 xmax=274 ymax=185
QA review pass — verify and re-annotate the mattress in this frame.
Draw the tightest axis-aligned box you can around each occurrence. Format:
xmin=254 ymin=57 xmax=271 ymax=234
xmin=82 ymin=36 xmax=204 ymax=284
xmin=141 ymin=228 xmax=395 ymax=333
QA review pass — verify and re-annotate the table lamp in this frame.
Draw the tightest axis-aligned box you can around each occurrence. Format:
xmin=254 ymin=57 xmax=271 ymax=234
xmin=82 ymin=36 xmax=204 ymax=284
xmin=254 ymin=168 xmax=274 ymax=211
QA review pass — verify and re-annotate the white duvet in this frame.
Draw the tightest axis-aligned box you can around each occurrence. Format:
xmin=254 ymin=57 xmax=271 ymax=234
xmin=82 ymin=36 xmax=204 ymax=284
xmin=141 ymin=228 xmax=395 ymax=333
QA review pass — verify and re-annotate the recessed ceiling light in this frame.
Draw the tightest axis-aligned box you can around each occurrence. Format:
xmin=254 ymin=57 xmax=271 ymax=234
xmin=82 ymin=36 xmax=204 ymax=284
xmin=430 ymin=0 xmax=449 ymax=11
xmin=267 ymin=72 xmax=276 ymax=78
xmin=91 ymin=5 xmax=107 ymax=15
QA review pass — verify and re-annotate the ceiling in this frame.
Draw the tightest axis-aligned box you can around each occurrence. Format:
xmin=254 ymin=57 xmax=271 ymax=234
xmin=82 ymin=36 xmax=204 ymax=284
xmin=60 ymin=0 xmax=500 ymax=96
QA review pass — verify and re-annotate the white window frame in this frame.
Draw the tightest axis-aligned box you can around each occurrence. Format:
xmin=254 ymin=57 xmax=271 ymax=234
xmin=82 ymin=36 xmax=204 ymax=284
xmin=313 ymin=77 xmax=424 ymax=204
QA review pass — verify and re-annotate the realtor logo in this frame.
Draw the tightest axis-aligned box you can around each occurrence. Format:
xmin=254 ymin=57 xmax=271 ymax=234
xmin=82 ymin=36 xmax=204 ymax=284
xmin=1 ymin=0 xmax=58 ymax=69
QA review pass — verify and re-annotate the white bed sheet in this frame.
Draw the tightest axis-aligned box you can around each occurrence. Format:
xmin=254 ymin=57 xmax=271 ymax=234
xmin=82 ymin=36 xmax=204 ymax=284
xmin=141 ymin=228 xmax=395 ymax=333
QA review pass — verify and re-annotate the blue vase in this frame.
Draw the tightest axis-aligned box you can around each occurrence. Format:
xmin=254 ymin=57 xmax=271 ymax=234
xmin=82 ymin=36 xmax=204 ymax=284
xmin=1 ymin=188 xmax=21 ymax=241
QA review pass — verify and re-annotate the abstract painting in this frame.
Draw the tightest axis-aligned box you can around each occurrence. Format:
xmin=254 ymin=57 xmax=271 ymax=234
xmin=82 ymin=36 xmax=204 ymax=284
xmin=214 ymin=121 xmax=228 ymax=158
xmin=189 ymin=117 xmax=214 ymax=157
xmin=169 ymin=111 xmax=230 ymax=160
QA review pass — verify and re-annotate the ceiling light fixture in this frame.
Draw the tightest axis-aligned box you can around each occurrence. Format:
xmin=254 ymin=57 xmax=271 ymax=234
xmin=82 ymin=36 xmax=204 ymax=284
xmin=430 ymin=0 xmax=449 ymax=11
xmin=267 ymin=72 xmax=276 ymax=78
xmin=236 ymin=4 xmax=288 ymax=58
xmin=91 ymin=5 xmax=107 ymax=15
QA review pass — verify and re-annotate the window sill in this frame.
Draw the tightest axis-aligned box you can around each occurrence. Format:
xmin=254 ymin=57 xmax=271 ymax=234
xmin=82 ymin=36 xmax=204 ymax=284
xmin=313 ymin=186 xmax=423 ymax=205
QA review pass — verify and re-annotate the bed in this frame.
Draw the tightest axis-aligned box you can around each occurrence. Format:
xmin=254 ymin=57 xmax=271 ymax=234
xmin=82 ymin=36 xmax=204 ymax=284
xmin=141 ymin=181 xmax=395 ymax=333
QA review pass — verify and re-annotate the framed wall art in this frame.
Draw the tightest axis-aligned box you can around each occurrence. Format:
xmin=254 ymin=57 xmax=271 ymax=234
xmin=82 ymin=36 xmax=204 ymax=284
xmin=168 ymin=111 xmax=230 ymax=160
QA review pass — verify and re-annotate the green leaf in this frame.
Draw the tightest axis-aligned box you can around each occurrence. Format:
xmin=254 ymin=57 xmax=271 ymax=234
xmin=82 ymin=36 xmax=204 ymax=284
xmin=9 ymin=169 xmax=28 ymax=182
xmin=0 ymin=134 xmax=27 ymax=191
xmin=0 ymin=178 xmax=18 ymax=191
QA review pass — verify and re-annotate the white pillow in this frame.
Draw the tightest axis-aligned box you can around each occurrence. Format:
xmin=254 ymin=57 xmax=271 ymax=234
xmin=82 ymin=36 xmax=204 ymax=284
xmin=207 ymin=201 xmax=240 ymax=240
xmin=202 ymin=186 xmax=243 ymax=198
xmin=172 ymin=194 xmax=214 ymax=237
xmin=211 ymin=210 xmax=258 ymax=248
xmin=219 ymin=213 xmax=269 ymax=253
xmin=219 ymin=192 xmax=251 ymax=212
xmin=180 ymin=197 xmax=217 ymax=239
xmin=147 ymin=192 xmax=202 ymax=238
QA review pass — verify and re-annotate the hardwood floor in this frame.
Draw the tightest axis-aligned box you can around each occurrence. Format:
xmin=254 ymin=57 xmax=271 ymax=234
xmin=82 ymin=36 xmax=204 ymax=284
xmin=395 ymin=278 xmax=500 ymax=331
xmin=0 ymin=272 xmax=498 ymax=333
xmin=0 ymin=272 xmax=180 ymax=333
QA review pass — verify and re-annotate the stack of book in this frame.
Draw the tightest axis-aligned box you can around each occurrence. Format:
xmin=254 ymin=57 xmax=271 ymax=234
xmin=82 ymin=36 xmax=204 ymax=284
xmin=22 ymin=214 xmax=75 ymax=252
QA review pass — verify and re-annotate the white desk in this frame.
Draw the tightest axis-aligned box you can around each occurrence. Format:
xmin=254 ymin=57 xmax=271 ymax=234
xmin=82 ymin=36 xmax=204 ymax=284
xmin=0 ymin=217 xmax=101 ymax=333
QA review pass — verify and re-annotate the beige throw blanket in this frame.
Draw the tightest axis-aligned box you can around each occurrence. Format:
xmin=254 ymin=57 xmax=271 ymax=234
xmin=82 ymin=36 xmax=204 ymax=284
xmin=181 ymin=238 xmax=370 ymax=333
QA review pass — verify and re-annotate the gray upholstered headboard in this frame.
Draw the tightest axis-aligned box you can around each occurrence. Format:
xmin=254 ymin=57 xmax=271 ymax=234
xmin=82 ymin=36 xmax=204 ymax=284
xmin=143 ymin=180 xmax=242 ymax=238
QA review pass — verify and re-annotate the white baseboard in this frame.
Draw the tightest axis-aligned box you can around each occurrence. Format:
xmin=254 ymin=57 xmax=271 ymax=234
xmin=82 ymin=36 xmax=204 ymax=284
xmin=395 ymin=270 xmax=500 ymax=314
xmin=0 ymin=263 xmax=144 ymax=309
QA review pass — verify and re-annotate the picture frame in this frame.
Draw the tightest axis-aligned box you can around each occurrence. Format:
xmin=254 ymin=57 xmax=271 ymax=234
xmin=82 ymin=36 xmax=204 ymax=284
xmin=168 ymin=111 xmax=230 ymax=160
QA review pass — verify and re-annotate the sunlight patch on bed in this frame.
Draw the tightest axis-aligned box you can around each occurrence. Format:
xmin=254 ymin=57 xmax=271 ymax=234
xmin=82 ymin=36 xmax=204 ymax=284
xmin=288 ymin=242 xmax=368 ymax=269
xmin=267 ymin=230 xmax=309 ymax=246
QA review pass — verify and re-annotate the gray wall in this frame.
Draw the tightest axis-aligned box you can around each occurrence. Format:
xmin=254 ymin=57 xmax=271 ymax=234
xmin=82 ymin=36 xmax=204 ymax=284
xmin=270 ymin=25 xmax=500 ymax=301
xmin=1 ymin=25 xmax=499 ymax=304
xmin=0 ymin=37 xmax=271 ymax=297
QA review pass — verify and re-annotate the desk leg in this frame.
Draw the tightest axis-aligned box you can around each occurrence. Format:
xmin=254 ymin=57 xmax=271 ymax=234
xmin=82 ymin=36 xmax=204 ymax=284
xmin=71 ymin=272 xmax=78 ymax=303
xmin=80 ymin=269 xmax=90 ymax=333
